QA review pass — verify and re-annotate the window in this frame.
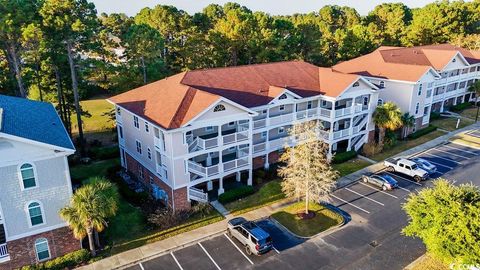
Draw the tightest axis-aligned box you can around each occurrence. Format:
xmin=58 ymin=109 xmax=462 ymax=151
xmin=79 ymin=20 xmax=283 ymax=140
xmin=20 ymin=163 xmax=36 ymax=189
xmin=321 ymin=100 xmax=327 ymax=107
xmin=228 ymin=121 xmax=235 ymax=127
xmin=133 ymin=116 xmax=139 ymax=129
xmin=136 ymin=140 xmax=142 ymax=154
xmin=415 ymin=103 xmax=420 ymax=114
xmin=279 ymin=94 xmax=287 ymax=100
xmin=452 ymin=58 xmax=456 ymax=63
xmin=418 ymin=84 xmax=423 ymax=96
xmin=261 ymin=131 xmax=267 ymax=138
xmin=213 ymin=104 xmax=225 ymax=112
xmin=262 ymin=109 xmax=267 ymax=114
xmin=149 ymin=176 xmax=154 ymax=186
xmin=307 ymin=101 xmax=313 ymax=109
xmin=138 ymin=165 xmax=144 ymax=179
xmin=279 ymin=105 xmax=285 ymax=111
xmin=205 ymin=126 xmax=214 ymax=132
xmin=145 ymin=122 xmax=149 ymax=133
xmin=116 ymin=107 xmax=121 ymax=115
xmin=35 ymin=238 xmax=50 ymax=261
xmin=377 ymin=99 xmax=384 ymax=106
xmin=147 ymin=148 xmax=152 ymax=160
xmin=28 ymin=202 xmax=44 ymax=226
xmin=363 ymin=96 xmax=368 ymax=106
xmin=118 ymin=126 xmax=123 ymax=139
xmin=278 ymin=127 xmax=285 ymax=134
xmin=379 ymin=81 xmax=385 ymax=88
xmin=353 ymin=81 xmax=360 ymax=87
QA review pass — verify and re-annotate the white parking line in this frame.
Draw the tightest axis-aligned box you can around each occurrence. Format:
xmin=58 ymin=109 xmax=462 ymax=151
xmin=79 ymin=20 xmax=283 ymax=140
xmin=199 ymin=242 xmax=221 ymax=270
xmin=430 ymin=148 xmax=469 ymax=159
xmin=425 ymin=160 xmax=454 ymax=170
xmin=423 ymin=152 xmax=461 ymax=164
xmin=139 ymin=262 xmax=145 ymax=270
xmin=331 ymin=194 xmax=370 ymax=214
xmin=345 ymin=187 xmax=385 ymax=206
xmin=171 ymin=252 xmax=184 ymax=270
xmin=223 ymin=234 xmax=254 ymax=265
xmin=443 ymin=144 xmax=479 ymax=155
xmin=272 ymin=246 xmax=280 ymax=254
xmin=384 ymin=172 xmax=422 ymax=187
xmin=358 ymin=182 xmax=399 ymax=199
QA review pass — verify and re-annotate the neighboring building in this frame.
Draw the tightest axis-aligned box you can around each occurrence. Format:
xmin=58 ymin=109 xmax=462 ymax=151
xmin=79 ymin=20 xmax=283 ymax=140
xmin=334 ymin=44 xmax=480 ymax=133
xmin=0 ymin=95 xmax=79 ymax=269
xmin=109 ymin=61 xmax=379 ymax=209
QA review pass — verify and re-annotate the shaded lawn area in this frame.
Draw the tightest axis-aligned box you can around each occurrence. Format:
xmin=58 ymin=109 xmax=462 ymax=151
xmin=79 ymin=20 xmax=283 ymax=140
xmin=70 ymin=158 xmax=120 ymax=183
xmin=458 ymin=106 xmax=479 ymax=120
xmin=430 ymin=117 xmax=474 ymax=131
xmin=410 ymin=254 xmax=448 ymax=270
xmin=333 ymin=158 xmax=372 ymax=177
xmin=272 ymin=201 xmax=343 ymax=237
xmin=103 ymin=206 xmax=223 ymax=255
xmin=371 ymin=130 xmax=446 ymax=162
xmin=225 ymin=180 xmax=285 ymax=215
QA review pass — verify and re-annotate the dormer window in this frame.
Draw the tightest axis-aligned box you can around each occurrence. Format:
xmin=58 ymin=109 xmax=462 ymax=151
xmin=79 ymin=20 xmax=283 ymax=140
xmin=353 ymin=82 xmax=360 ymax=87
xmin=213 ymin=104 xmax=226 ymax=112
xmin=452 ymin=58 xmax=456 ymax=62
xmin=279 ymin=94 xmax=287 ymax=100
xmin=379 ymin=81 xmax=385 ymax=88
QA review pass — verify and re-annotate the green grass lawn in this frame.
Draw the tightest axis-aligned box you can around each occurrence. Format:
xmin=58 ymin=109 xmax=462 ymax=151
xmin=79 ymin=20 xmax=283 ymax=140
xmin=430 ymin=117 xmax=474 ymax=131
xmin=70 ymin=158 xmax=120 ymax=183
xmin=459 ymin=106 xmax=479 ymax=120
xmin=333 ymin=158 xmax=372 ymax=177
xmin=370 ymin=130 xmax=446 ymax=162
xmin=224 ymin=180 xmax=286 ymax=215
xmin=272 ymin=201 xmax=343 ymax=237
xmin=72 ymin=97 xmax=114 ymax=134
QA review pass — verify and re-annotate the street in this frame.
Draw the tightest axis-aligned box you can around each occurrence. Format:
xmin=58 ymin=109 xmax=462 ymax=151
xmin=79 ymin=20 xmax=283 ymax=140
xmin=125 ymin=141 xmax=480 ymax=270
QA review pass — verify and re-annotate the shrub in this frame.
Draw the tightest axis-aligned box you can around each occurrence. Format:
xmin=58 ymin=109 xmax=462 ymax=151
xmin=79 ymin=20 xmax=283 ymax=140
xmin=89 ymin=146 xmax=119 ymax=160
xmin=384 ymin=130 xmax=398 ymax=148
xmin=407 ymin=125 xmax=438 ymax=139
xmin=430 ymin=112 xmax=441 ymax=121
xmin=362 ymin=142 xmax=381 ymax=157
xmin=449 ymin=102 xmax=471 ymax=112
xmin=148 ymin=203 xmax=214 ymax=230
xmin=218 ymin=186 xmax=255 ymax=204
xmin=21 ymin=249 xmax=90 ymax=270
xmin=106 ymin=165 xmax=149 ymax=205
xmin=332 ymin=150 xmax=357 ymax=164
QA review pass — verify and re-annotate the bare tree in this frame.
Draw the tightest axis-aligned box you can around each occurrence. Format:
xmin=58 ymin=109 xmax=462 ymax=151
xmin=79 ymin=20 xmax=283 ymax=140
xmin=278 ymin=121 xmax=339 ymax=215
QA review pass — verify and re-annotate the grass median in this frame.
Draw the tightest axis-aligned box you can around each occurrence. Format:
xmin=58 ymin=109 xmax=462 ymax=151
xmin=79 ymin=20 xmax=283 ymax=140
xmin=271 ymin=201 xmax=343 ymax=237
xmin=333 ymin=158 xmax=372 ymax=177
xmin=430 ymin=117 xmax=474 ymax=131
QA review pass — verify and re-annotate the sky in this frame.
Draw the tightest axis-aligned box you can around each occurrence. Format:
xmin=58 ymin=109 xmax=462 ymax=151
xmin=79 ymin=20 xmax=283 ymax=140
xmin=91 ymin=0 xmax=438 ymax=16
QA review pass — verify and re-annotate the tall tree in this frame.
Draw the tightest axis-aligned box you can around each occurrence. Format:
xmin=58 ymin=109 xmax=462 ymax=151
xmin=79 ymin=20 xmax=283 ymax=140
xmin=60 ymin=177 xmax=119 ymax=256
xmin=401 ymin=112 xmax=415 ymax=139
xmin=403 ymin=179 xmax=480 ymax=266
xmin=367 ymin=3 xmax=412 ymax=46
xmin=40 ymin=0 xmax=99 ymax=157
xmin=278 ymin=121 xmax=338 ymax=214
xmin=468 ymin=81 xmax=480 ymax=122
xmin=373 ymin=102 xmax=403 ymax=149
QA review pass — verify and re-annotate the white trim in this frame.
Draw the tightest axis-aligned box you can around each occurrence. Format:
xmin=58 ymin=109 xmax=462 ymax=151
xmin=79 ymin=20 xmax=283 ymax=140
xmin=34 ymin=237 xmax=51 ymax=262
xmin=17 ymin=162 xmax=39 ymax=191
xmin=6 ymin=223 xmax=68 ymax=241
xmin=63 ymin=156 xmax=74 ymax=197
xmin=439 ymin=51 xmax=471 ymax=71
xmin=25 ymin=200 xmax=46 ymax=228
xmin=0 ymin=132 xmax=75 ymax=154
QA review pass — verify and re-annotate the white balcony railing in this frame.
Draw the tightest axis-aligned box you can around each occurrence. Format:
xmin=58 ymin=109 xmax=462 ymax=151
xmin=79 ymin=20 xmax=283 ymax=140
xmin=188 ymin=160 xmax=219 ymax=178
xmin=296 ymin=108 xmax=318 ymax=120
xmin=333 ymin=129 xmax=350 ymax=140
xmin=188 ymin=187 xmax=208 ymax=203
xmin=352 ymin=117 xmax=368 ymax=135
xmin=253 ymin=142 xmax=266 ymax=153
xmin=353 ymin=104 xmax=364 ymax=113
xmin=335 ymin=107 xmax=352 ymax=118
xmin=0 ymin=244 xmax=8 ymax=259
xmin=320 ymin=108 xmax=332 ymax=118
xmin=223 ymin=157 xmax=249 ymax=172
xmin=188 ymin=136 xmax=219 ymax=152
xmin=319 ymin=130 xmax=331 ymax=141
xmin=223 ymin=131 xmax=249 ymax=145
xmin=253 ymin=118 xmax=266 ymax=130
xmin=270 ymin=113 xmax=294 ymax=126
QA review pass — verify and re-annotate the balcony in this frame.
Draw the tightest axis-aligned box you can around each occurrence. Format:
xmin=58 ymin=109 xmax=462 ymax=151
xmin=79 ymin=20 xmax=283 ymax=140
xmin=253 ymin=142 xmax=266 ymax=154
xmin=188 ymin=147 xmax=250 ymax=179
xmin=333 ymin=129 xmax=350 ymax=140
xmin=296 ymin=108 xmax=318 ymax=120
xmin=253 ymin=118 xmax=266 ymax=130
xmin=223 ymin=156 xmax=249 ymax=172
xmin=0 ymin=222 xmax=8 ymax=262
xmin=320 ymin=108 xmax=332 ymax=118
xmin=334 ymin=107 xmax=352 ymax=118
xmin=270 ymin=113 xmax=294 ymax=126
xmin=223 ymin=127 xmax=249 ymax=145
xmin=188 ymin=187 xmax=208 ymax=203
xmin=188 ymin=160 xmax=220 ymax=178
xmin=187 ymin=123 xmax=249 ymax=152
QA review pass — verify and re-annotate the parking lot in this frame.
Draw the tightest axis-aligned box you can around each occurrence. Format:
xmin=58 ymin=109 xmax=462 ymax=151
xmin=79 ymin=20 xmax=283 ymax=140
xmin=124 ymin=142 xmax=479 ymax=270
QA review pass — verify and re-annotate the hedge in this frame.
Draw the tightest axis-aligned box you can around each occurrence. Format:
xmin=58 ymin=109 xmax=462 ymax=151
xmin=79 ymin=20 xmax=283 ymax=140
xmin=430 ymin=112 xmax=441 ymax=121
xmin=407 ymin=125 xmax=438 ymax=139
xmin=89 ymin=146 xmax=119 ymax=160
xmin=21 ymin=249 xmax=90 ymax=270
xmin=449 ymin=102 xmax=471 ymax=112
xmin=106 ymin=165 xmax=149 ymax=205
xmin=218 ymin=186 xmax=255 ymax=204
xmin=332 ymin=150 xmax=358 ymax=164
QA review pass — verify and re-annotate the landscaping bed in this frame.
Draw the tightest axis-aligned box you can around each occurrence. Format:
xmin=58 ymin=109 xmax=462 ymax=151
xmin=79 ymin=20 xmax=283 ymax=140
xmin=271 ymin=201 xmax=343 ymax=237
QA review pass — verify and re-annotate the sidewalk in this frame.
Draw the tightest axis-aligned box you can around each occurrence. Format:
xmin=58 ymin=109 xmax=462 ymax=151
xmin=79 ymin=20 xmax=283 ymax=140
xmin=79 ymin=122 xmax=480 ymax=270
xmin=79 ymin=198 xmax=295 ymax=270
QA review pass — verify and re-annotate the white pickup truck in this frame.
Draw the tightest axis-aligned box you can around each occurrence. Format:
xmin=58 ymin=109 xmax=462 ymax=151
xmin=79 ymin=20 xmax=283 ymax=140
xmin=384 ymin=157 xmax=429 ymax=182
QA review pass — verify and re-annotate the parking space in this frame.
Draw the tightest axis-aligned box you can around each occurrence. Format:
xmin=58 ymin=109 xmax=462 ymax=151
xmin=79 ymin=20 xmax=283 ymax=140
xmin=466 ymin=129 xmax=480 ymax=138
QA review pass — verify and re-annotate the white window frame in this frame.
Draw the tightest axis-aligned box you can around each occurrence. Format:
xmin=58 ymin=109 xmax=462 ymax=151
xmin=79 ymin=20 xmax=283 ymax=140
xmin=118 ymin=125 xmax=124 ymax=139
xmin=379 ymin=81 xmax=385 ymax=88
xmin=262 ymin=109 xmax=267 ymax=114
xmin=136 ymin=140 xmax=142 ymax=154
xmin=18 ymin=162 xmax=38 ymax=190
xmin=138 ymin=164 xmax=144 ymax=179
xmin=213 ymin=104 xmax=226 ymax=112
xmin=116 ymin=107 xmax=121 ymax=115
xmin=145 ymin=122 xmax=149 ymax=133
xmin=415 ymin=103 xmax=420 ymax=114
xmin=205 ymin=126 xmax=214 ymax=132
xmin=307 ymin=101 xmax=313 ymax=109
xmin=321 ymin=100 xmax=327 ymax=107
xmin=363 ymin=96 xmax=368 ymax=106
xmin=353 ymin=81 xmax=360 ymax=87
xmin=26 ymin=201 xmax=45 ymax=227
xmin=418 ymin=84 xmax=423 ymax=96
xmin=133 ymin=116 xmax=139 ymax=129
xmin=377 ymin=99 xmax=384 ymax=106
xmin=35 ymin=238 xmax=51 ymax=262
xmin=279 ymin=105 xmax=285 ymax=111
xmin=228 ymin=121 xmax=235 ymax=127
xmin=147 ymin=148 xmax=152 ymax=160
xmin=261 ymin=131 xmax=267 ymax=139
xmin=278 ymin=127 xmax=285 ymax=134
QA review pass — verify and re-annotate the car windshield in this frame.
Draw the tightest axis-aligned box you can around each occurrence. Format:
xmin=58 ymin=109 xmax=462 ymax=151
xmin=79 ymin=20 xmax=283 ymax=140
xmin=382 ymin=174 xmax=397 ymax=184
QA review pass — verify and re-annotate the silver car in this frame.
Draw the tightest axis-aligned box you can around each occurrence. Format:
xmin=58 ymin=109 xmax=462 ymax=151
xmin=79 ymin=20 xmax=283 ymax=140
xmin=227 ymin=217 xmax=272 ymax=255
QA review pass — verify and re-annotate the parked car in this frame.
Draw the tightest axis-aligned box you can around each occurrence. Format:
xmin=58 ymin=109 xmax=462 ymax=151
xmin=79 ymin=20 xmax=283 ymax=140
xmin=227 ymin=217 xmax=272 ymax=255
xmin=362 ymin=173 xmax=398 ymax=190
xmin=412 ymin=157 xmax=437 ymax=175
xmin=384 ymin=157 xmax=429 ymax=182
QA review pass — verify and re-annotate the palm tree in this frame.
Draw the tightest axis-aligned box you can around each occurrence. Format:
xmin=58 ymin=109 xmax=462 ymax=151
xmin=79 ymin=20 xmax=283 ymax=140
xmin=60 ymin=177 xmax=119 ymax=256
xmin=373 ymin=102 xmax=403 ymax=149
xmin=468 ymin=81 xmax=480 ymax=122
xmin=401 ymin=112 xmax=415 ymax=139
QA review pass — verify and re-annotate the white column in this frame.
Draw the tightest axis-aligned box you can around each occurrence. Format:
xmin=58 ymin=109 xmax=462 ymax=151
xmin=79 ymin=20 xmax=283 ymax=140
xmin=218 ymin=124 xmax=223 ymax=145
xmin=206 ymin=153 xmax=212 ymax=167
xmin=247 ymin=169 xmax=252 ymax=186
xmin=264 ymin=154 xmax=270 ymax=169
xmin=218 ymin=177 xmax=224 ymax=195
xmin=264 ymin=129 xmax=270 ymax=169
xmin=347 ymin=138 xmax=352 ymax=151
xmin=207 ymin=180 xmax=213 ymax=191
xmin=236 ymin=171 xmax=241 ymax=182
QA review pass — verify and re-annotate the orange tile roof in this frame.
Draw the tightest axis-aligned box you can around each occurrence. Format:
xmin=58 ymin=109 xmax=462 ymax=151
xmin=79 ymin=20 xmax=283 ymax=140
xmin=110 ymin=61 xmax=361 ymax=129
xmin=334 ymin=43 xmax=480 ymax=82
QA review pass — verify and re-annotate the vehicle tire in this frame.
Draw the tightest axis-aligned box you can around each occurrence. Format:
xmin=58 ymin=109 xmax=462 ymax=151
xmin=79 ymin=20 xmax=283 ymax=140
xmin=245 ymin=245 xmax=252 ymax=255
xmin=387 ymin=166 xmax=395 ymax=172
xmin=363 ymin=177 xmax=368 ymax=183
xmin=414 ymin=176 xmax=421 ymax=183
xmin=382 ymin=185 xmax=387 ymax=191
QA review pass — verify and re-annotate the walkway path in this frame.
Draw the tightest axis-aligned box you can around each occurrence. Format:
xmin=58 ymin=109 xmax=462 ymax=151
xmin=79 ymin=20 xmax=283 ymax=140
xmin=78 ymin=122 xmax=480 ymax=270
xmin=210 ymin=200 xmax=230 ymax=217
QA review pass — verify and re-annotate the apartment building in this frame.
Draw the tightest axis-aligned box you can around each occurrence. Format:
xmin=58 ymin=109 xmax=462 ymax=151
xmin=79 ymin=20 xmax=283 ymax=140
xmin=334 ymin=44 xmax=480 ymax=133
xmin=109 ymin=61 xmax=379 ymax=209
xmin=0 ymin=95 xmax=79 ymax=269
